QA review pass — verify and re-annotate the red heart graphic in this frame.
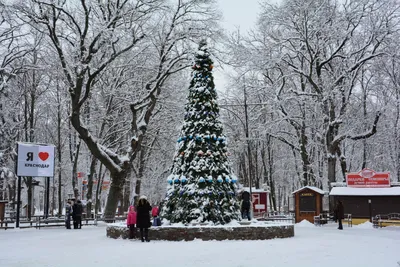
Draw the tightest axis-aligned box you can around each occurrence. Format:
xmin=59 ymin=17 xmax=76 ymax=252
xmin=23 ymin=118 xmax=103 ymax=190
xmin=38 ymin=152 xmax=49 ymax=161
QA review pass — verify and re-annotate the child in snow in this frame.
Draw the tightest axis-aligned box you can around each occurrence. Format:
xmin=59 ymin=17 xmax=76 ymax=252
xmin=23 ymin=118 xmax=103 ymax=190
xmin=152 ymin=204 xmax=160 ymax=226
xmin=127 ymin=205 xmax=137 ymax=239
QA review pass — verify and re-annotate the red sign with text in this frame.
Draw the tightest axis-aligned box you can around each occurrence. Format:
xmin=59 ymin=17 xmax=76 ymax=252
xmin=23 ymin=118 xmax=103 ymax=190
xmin=346 ymin=168 xmax=390 ymax=188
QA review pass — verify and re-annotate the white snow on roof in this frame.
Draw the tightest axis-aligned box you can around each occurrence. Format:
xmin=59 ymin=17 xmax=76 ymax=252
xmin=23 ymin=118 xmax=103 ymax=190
xmin=330 ymin=187 xmax=400 ymax=196
xmin=241 ymin=187 xmax=268 ymax=193
xmin=291 ymin=186 xmax=326 ymax=195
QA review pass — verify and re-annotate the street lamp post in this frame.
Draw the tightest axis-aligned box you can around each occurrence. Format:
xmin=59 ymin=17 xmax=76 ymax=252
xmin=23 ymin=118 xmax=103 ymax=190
xmin=219 ymin=77 xmax=263 ymax=219
xmin=242 ymin=83 xmax=253 ymax=216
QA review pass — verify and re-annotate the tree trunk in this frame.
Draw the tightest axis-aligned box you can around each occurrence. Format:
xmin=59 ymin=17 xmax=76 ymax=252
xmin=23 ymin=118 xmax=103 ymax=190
xmin=327 ymin=156 xmax=336 ymax=186
xmin=56 ymin=82 xmax=63 ymax=216
xmin=95 ymin=163 xmax=104 ymax=216
xmin=122 ymin=179 xmax=130 ymax=212
xmin=104 ymin=169 xmax=128 ymax=220
xmin=86 ymin=156 xmax=97 ymax=218
xmin=70 ymin=136 xmax=81 ymax=200
xmin=134 ymin=139 xmax=148 ymax=197
xmin=239 ymin=152 xmax=248 ymax=186
xmin=254 ymin=142 xmax=260 ymax=188
xmin=261 ymin=139 xmax=277 ymax=211
xmin=24 ymin=177 xmax=32 ymax=219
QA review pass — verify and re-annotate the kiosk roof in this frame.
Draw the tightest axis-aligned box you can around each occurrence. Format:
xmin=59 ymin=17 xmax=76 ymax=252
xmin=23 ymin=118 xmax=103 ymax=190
xmin=291 ymin=186 xmax=326 ymax=195
xmin=330 ymin=186 xmax=400 ymax=196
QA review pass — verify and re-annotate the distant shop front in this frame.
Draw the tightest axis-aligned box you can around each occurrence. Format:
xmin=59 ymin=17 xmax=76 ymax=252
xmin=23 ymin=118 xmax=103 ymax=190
xmin=330 ymin=168 xmax=400 ymax=224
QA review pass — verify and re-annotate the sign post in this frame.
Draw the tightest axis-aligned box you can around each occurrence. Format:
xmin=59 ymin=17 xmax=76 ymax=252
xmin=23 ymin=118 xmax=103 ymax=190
xmin=45 ymin=177 xmax=50 ymax=219
xmin=16 ymin=143 xmax=55 ymax=227
xmin=16 ymin=176 xmax=22 ymax=228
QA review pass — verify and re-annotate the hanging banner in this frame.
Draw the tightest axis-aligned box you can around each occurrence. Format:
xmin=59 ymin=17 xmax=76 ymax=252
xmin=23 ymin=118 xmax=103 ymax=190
xmin=102 ymin=180 xmax=110 ymax=190
xmin=16 ymin=143 xmax=55 ymax=177
xmin=346 ymin=168 xmax=390 ymax=188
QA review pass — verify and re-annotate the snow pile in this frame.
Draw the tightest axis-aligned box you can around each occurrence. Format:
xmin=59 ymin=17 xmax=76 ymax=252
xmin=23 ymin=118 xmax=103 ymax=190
xmin=1 ymin=225 xmax=400 ymax=266
xmin=355 ymin=221 xmax=373 ymax=229
xmin=296 ymin=219 xmax=315 ymax=228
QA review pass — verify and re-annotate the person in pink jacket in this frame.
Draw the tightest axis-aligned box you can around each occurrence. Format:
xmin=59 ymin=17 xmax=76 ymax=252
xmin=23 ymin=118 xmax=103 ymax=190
xmin=151 ymin=205 xmax=159 ymax=217
xmin=127 ymin=205 xmax=137 ymax=239
xmin=152 ymin=204 xmax=160 ymax=226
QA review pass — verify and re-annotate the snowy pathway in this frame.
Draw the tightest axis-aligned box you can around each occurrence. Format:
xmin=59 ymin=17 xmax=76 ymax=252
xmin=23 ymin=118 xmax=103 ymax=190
xmin=0 ymin=222 xmax=399 ymax=267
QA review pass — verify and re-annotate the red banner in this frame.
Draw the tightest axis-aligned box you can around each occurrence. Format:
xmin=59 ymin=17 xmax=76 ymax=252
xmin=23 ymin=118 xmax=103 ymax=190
xmin=346 ymin=168 xmax=390 ymax=188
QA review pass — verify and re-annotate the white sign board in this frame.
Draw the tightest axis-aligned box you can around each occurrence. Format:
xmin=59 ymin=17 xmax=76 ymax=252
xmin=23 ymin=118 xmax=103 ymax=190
xmin=17 ymin=143 xmax=55 ymax=177
xmin=255 ymin=204 xmax=265 ymax=210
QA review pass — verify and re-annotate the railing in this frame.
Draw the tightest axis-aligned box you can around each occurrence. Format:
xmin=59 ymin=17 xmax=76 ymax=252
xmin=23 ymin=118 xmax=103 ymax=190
xmin=260 ymin=213 xmax=295 ymax=224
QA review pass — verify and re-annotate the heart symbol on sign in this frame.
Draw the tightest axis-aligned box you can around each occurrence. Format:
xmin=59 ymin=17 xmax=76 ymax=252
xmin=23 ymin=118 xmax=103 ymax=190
xmin=38 ymin=152 xmax=49 ymax=161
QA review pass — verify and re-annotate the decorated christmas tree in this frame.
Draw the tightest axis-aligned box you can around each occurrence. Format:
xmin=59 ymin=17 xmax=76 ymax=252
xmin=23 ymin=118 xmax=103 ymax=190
xmin=160 ymin=40 xmax=241 ymax=225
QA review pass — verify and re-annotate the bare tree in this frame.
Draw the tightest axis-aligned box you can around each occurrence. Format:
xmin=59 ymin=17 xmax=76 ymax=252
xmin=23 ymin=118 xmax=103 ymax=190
xmin=243 ymin=0 xmax=395 ymax=187
xmin=14 ymin=0 xmax=220 ymax=217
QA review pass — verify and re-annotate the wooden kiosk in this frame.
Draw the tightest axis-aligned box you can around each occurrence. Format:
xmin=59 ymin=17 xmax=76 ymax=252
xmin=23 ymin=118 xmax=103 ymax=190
xmin=330 ymin=168 xmax=399 ymax=225
xmin=292 ymin=186 xmax=326 ymax=223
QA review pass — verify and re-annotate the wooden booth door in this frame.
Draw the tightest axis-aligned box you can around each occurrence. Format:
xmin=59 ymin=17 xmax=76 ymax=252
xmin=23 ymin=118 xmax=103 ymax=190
xmin=297 ymin=192 xmax=317 ymax=223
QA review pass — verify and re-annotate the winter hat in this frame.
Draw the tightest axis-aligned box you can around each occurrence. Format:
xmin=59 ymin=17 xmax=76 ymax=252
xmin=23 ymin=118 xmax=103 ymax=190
xmin=139 ymin=195 xmax=147 ymax=200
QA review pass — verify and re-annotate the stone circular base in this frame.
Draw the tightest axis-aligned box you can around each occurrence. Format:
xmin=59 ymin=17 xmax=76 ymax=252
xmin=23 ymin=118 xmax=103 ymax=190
xmin=106 ymin=223 xmax=294 ymax=241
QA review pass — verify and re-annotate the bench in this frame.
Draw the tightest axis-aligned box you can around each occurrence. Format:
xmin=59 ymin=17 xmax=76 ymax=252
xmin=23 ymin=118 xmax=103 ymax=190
xmin=314 ymin=213 xmax=352 ymax=227
xmin=36 ymin=217 xmax=66 ymax=229
xmin=314 ymin=213 xmax=330 ymax=226
xmin=100 ymin=216 xmax=127 ymax=223
xmin=373 ymin=213 xmax=400 ymax=228
xmin=0 ymin=218 xmax=15 ymax=230
xmin=343 ymin=214 xmax=352 ymax=227
xmin=261 ymin=213 xmax=294 ymax=224
xmin=20 ymin=219 xmax=35 ymax=228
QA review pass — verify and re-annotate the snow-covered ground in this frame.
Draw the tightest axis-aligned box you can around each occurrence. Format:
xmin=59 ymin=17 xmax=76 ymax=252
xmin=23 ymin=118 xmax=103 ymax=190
xmin=0 ymin=220 xmax=399 ymax=267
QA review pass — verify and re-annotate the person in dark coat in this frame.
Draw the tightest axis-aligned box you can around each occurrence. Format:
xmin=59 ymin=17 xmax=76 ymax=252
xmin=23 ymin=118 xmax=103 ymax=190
xmin=73 ymin=200 xmax=83 ymax=229
xmin=136 ymin=196 xmax=152 ymax=242
xmin=65 ymin=200 xmax=72 ymax=229
xmin=241 ymin=191 xmax=251 ymax=220
xmin=334 ymin=200 xmax=345 ymax=230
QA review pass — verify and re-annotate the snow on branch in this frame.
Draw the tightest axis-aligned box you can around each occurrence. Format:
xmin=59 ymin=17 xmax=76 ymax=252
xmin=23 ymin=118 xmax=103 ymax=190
xmin=331 ymin=111 xmax=381 ymax=148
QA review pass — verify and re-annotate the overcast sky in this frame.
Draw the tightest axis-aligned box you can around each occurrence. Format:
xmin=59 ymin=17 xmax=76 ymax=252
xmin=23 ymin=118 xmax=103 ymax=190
xmin=213 ymin=0 xmax=280 ymax=92
xmin=216 ymin=0 xmax=262 ymax=32
xmin=214 ymin=0 xmax=264 ymax=92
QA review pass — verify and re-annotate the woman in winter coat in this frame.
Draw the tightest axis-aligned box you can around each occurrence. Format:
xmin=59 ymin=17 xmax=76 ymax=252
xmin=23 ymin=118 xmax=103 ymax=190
xmin=126 ymin=205 xmax=137 ymax=239
xmin=136 ymin=196 xmax=152 ymax=242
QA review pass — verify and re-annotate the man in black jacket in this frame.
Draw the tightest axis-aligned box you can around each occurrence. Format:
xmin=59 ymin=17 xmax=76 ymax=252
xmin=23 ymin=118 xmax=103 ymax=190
xmin=73 ymin=200 xmax=83 ymax=229
xmin=334 ymin=200 xmax=345 ymax=230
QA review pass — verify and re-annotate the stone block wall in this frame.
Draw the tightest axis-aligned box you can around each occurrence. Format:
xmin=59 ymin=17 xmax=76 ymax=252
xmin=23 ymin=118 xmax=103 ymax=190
xmin=106 ymin=224 xmax=294 ymax=241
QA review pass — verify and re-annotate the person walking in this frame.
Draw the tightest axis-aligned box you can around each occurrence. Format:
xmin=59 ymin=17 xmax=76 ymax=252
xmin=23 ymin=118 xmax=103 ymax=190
xmin=334 ymin=200 xmax=345 ymax=230
xmin=73 ymin=200 xmax=83 ymax=229
xmin=127 ymin=205 xmax=137 ymax=239
xmin=136 ymin=196 xmax=152 ymax=242
xmin=65 ymin=200 xmax=72 ymax=229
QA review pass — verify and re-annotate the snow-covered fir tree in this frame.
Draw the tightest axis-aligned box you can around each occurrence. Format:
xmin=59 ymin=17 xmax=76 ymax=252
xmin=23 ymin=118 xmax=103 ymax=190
xmin=160 ymin=40 xmax=241 ymax=225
